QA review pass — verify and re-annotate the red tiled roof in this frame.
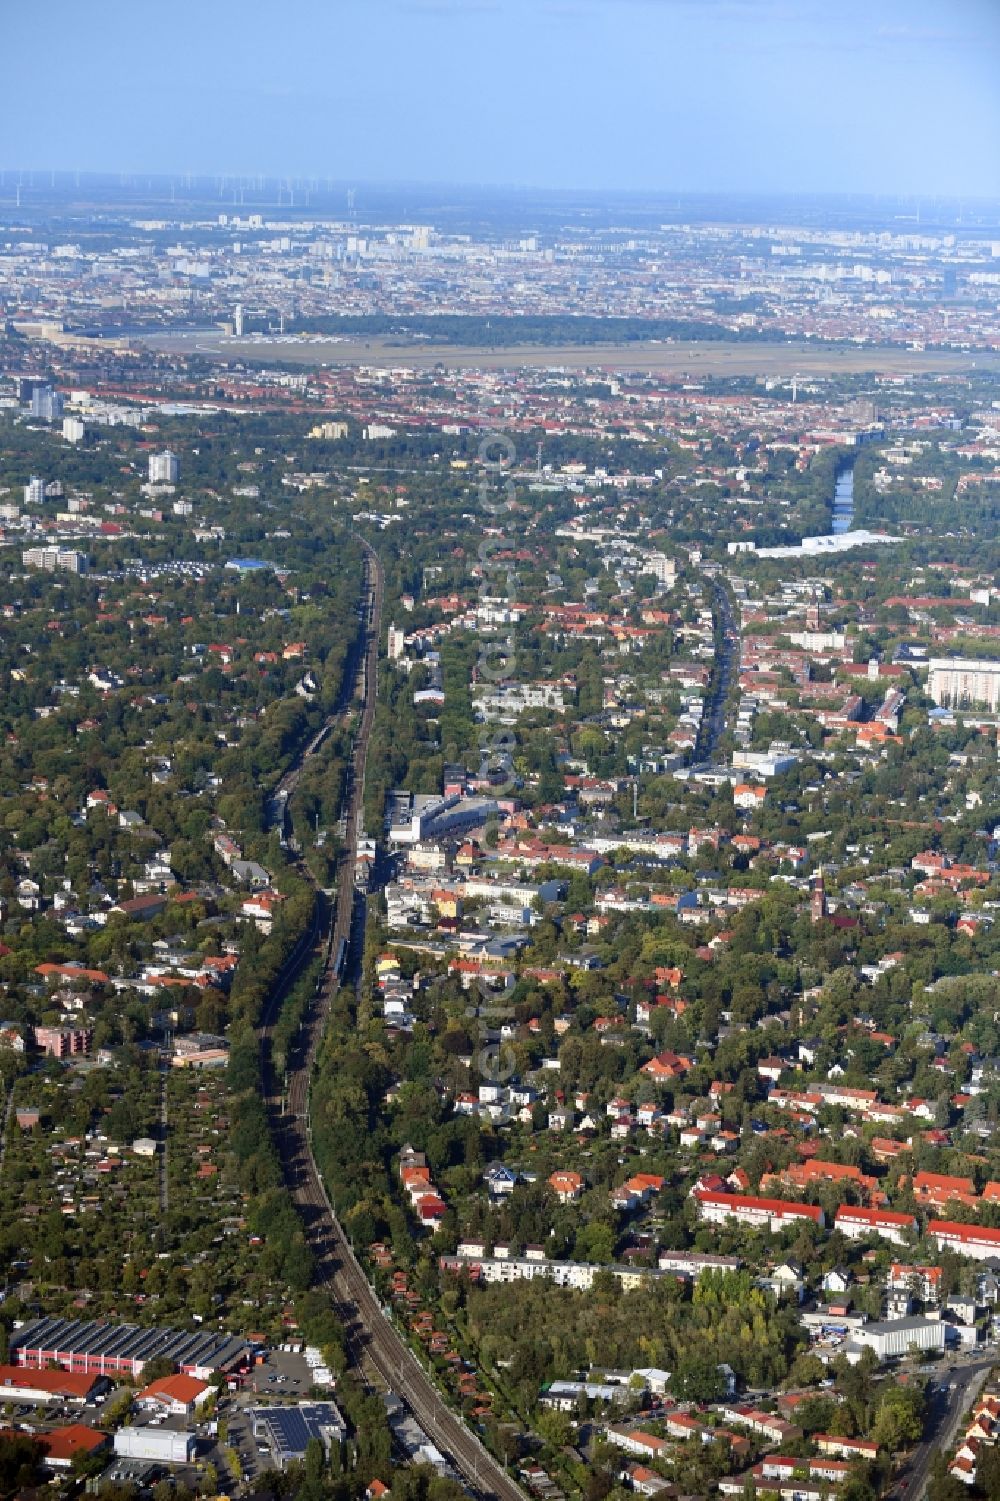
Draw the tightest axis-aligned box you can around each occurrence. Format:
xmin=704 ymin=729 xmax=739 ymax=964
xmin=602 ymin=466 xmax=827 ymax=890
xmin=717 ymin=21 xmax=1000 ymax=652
xmin=930 ymin=1219 xmax=1000 ymax=1247
xmin=835 ymin=1205 xmax=917 ymax=1228
xmin=139 ymin=1373 xmax=209 ymax=1405
xmin=40 ymin=1424 xmax=108 ymax=1461
xmin=0 ymin=1365 xmax=98 ymax=1398
xmin=697 ymin=1189 xmax=823 ymax=1222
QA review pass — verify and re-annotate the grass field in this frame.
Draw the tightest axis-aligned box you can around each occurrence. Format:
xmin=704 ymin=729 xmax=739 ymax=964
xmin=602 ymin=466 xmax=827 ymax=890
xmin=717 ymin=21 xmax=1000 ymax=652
xmin=139 ymin=330 xmax=1000 ymax=377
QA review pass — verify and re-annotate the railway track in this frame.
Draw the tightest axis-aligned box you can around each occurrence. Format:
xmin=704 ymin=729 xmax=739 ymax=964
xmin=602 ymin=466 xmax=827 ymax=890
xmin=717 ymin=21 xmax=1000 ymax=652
xmin=258 ymin=540 xmax=526 ymax=1501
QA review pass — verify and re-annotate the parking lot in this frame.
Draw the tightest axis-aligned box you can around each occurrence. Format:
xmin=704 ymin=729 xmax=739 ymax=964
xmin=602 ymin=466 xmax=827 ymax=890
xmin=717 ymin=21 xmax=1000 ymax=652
xmin=222 ymin=1349 xmax=328 ymax=1482
xmin=245 ymin=1348 xmax=318 ymax=1399
xmin=0 ymin=1393 xmax=111 ymax=1429
xmin=0 ymin=1350 xmax=328 ymax=1491
xmin=225 ymin=1405 xmax=263 ymax=1484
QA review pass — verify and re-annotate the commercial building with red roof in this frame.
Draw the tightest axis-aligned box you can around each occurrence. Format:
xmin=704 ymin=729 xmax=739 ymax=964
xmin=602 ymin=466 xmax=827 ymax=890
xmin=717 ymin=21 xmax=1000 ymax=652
xmin=137 ymin=1372 xmax=211 ymax=1414
xmin=40 ymin=1424 xmax=110 ymax=1468
xmin=0 ymin=1365 xmax=105 ymax=1404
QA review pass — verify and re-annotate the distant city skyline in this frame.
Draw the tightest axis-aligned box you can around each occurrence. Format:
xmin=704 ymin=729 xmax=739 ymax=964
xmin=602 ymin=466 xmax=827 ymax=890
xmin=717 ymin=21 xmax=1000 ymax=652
xmin=5 ymin=0 xmax=1000 ymax=200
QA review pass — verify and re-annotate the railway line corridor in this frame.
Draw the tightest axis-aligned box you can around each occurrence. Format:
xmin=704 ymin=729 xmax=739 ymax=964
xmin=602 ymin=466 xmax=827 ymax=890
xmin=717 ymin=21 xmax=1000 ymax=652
xmin=256 ymin=541 xmax=527 ymax=1501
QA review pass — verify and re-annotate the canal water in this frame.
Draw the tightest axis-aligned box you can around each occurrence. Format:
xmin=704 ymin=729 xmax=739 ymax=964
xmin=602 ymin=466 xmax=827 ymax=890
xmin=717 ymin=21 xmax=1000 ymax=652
xmin=832 ymin=465 xmax=854 ymax=534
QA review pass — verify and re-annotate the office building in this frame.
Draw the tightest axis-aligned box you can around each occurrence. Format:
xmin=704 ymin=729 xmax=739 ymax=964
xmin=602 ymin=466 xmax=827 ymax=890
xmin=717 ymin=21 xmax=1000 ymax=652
xmin=731 ymin=744 xmax=799 ymax=779
xmin=31 ymin=385 xmax=64 ymax=421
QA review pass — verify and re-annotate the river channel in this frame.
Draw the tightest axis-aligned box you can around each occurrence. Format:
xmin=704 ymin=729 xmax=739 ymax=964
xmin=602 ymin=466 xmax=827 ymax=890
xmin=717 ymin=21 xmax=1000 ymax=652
xmin=832 ymin=464 xmax=855 ymax=533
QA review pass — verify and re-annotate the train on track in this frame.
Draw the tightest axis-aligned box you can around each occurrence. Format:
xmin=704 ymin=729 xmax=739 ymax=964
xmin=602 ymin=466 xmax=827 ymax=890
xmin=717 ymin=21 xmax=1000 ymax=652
xmin=332 ymin=936 xmax=348 ymax=980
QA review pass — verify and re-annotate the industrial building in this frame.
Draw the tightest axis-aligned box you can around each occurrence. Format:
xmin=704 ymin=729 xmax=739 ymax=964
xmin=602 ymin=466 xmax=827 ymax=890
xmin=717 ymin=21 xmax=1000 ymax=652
xmin=250 ymin=1402 xmax=346 ymax=1469
xmin=10 ymin=1317 xmax=250 ymax=1381
xmin=0 ymin=1364 xmax=105 ymax=1404
xmin=384 ymin=1394 xmax=459 ymax=1483
xmin=845 ymin=1316 xmax=946 ymax=1363
xmin=387 ymin=791 xmax=498 ymax=846
xmin=113 ymin=1426 xmax=196 ymax=1464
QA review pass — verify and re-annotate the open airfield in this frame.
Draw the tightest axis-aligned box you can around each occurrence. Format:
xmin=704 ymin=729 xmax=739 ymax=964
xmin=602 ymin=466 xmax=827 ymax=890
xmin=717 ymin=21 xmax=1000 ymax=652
xmin=137 ymin=330 xmax=1000 ymax=377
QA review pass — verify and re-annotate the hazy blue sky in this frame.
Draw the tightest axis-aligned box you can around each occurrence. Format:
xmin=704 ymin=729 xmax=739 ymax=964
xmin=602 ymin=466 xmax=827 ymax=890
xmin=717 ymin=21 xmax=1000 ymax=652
xmin=6 ymin=0 xmax=1000 ymax=197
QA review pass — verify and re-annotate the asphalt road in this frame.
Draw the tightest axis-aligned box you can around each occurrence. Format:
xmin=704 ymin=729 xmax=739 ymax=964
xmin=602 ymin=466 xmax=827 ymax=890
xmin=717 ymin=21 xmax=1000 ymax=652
xmin=893 ymin=1354 xmax=995 ymax=1500
xmin=693 ymin=572 xmax=738 ymax=764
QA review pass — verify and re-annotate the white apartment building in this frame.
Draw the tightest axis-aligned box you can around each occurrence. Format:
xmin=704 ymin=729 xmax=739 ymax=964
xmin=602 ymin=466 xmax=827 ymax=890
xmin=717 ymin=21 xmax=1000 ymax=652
xmin=694 ymin=1190 xmax=824 ymax=1233
xmin=439 ymin=1253 xmax=660 ymax=1293
xmin=833 ymin=1206 xmax=917 ymax=1246
xmin=929 ymin=1220 xmax=1000 ymax=1262
xmin=928 ymin=658 xmax=1000 ymax=713
xmin=473 ymin=681 xmax=566 ymax=721
xmin=23 ymin=547 xmax=89 ymax=575
xmin=148 ymin=450 xmax=180 ymax=485
xmin=643 ymin=552 xmax=676 ymax=587
xmin=387 ymin=624 xmax=407 ymax=661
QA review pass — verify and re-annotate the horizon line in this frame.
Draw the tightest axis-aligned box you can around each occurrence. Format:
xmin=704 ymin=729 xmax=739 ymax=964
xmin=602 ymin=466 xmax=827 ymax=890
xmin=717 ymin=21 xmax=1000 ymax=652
xmin=0 ymin=170 xmax=999 ymax=209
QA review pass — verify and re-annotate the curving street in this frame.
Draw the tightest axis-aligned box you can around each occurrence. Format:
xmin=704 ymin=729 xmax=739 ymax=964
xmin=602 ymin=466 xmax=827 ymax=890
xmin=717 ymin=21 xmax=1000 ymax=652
xmin=892 ymin=1354 xmax=995 ymax=1501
